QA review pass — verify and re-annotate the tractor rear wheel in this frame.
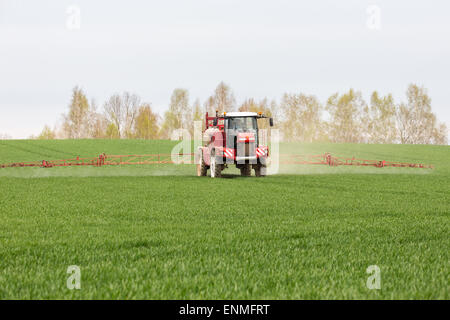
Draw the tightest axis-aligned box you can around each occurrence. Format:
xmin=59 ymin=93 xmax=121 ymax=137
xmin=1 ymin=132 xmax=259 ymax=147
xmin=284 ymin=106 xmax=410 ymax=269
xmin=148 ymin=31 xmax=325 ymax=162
xmin=210 ymin=154 xmax=222 ymax=178
xmin=240 ymin=164 xmax=252 ymax=176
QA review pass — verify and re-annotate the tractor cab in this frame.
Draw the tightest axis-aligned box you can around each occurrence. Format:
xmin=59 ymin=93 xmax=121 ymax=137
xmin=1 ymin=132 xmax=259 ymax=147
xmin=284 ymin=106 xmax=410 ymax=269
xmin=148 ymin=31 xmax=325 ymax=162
xmin=206 ymin=111 xmax=272 ymax=146
xmin=224 ymin=112 xmax=259 ymax=149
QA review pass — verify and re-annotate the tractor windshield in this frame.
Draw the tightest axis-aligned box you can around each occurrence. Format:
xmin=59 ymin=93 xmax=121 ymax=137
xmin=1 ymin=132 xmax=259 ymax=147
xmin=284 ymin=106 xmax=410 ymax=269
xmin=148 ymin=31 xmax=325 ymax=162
xmin=227 ymin=117 xmax=257 ymax=132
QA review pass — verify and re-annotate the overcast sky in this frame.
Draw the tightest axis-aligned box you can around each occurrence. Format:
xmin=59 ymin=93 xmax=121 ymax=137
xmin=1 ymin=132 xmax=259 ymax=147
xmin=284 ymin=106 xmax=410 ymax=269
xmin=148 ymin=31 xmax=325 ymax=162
xmin=0 ymin=0 xmax=449 ymax=139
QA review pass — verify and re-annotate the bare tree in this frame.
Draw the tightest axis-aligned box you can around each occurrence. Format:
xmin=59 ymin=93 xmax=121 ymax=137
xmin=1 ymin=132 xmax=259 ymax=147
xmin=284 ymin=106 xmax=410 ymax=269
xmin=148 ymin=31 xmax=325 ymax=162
xmin=204 ymin=95 xmax=215 ymax=115
xmin=205 ymin=82 xmax=236 ymax=114
xmin=269 ymin=99 xmax=279 ymax=125
xmin=432 ymin=122 xmax=448 ymax=145
xmin=104 ymin=94 xmax=123 ymax=137
xmin=88 ymin=99 xmax=107 ymax=139
xmin=103 ymin=92 xmax=140 ymax=138
xmin=215 ymin=81 xmax=236 ymax=112
xmin=122 ymin=92 xmax=140 ymax=138
xmin=396 ymin=102 xmax=412 ymax=144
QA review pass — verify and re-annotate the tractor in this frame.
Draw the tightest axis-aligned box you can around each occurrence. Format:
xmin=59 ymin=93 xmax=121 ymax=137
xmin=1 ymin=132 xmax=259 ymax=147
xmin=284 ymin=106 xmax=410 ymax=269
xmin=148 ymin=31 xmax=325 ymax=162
xmin=196 ymin=111 xmax=273 ymax=178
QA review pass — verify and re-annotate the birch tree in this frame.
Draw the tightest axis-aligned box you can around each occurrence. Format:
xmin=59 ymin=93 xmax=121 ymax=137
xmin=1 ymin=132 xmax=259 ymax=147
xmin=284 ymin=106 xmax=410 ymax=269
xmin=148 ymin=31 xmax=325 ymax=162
xmin=134 ymin=103 xmax=159 ymax=139
xmin=62 ymin=86 xmax=90 ymax=138
xmin=281 ymin=93 xmax=323 ymax=142
xmin=160 ymin=88 xmax=191 ymax=139
xmin=326 ymin=89 xmax=366 ymax=143
xmin=397 ymin=84 xmax=447 ymax=144
xmin=363 ymin=91 xmax=397 ymax=144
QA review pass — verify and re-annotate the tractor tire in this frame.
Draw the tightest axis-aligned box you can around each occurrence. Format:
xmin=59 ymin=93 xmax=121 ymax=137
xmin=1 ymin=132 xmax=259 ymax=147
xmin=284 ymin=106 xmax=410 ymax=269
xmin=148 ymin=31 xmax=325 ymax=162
xmin=197 ymin=154 xmax=208 ymax=176
xmin=240 ymin=164 xmax=252 ymax=177
xmin=210 ymin=154 xmax=222 ymax=178
xmin=255 ymin=165 xmax=267 ymax=177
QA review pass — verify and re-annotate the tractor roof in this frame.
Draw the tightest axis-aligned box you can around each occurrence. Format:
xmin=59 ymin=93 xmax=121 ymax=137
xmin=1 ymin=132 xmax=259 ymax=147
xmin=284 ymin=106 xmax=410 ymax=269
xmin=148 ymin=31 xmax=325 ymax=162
xmin=223 ymin=112 xmax=258 ymax=118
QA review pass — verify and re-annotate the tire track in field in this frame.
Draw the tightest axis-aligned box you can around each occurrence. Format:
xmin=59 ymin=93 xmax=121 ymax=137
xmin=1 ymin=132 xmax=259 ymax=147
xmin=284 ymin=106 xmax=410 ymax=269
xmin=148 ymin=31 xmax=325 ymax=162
xmin=0 ymin=141 xmax=76 ymax=161
xmin=24 ymin=141 xmax=78 ymax=158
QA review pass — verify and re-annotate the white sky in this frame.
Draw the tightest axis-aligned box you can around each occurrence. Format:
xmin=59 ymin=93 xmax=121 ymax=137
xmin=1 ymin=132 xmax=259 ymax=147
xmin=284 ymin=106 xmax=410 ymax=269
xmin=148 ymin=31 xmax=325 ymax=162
xmin=0 ymin=0 xmax=449 ymax=139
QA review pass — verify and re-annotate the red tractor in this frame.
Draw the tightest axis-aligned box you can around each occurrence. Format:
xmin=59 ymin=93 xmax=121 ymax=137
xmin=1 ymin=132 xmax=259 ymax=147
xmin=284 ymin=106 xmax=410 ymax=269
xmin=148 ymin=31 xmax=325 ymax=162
xmin=196 ymin=111 xmax=273 ymax=178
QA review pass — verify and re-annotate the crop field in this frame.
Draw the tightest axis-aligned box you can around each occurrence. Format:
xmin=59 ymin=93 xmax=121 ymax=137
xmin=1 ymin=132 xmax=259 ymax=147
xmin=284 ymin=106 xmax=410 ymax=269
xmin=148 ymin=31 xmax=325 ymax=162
xmin=0 ymin=139 xmax=448 ymax=299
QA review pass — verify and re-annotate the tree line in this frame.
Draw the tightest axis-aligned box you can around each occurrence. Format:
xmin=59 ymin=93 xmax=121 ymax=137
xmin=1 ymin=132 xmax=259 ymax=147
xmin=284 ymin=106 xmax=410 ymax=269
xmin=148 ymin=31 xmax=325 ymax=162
xmin=35 ymin=82 xmax=448 ymax=145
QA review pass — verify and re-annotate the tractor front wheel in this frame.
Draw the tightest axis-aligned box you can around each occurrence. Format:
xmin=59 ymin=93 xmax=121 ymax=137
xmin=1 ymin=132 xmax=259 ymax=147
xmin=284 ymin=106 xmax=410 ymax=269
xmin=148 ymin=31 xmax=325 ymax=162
xmin=240 ymin=164 xmax=252 ymax=177
xmin=254 ymin=164 xmax=267 ymax=177
xmin=210 ymin=154 xmax=222 ymax=178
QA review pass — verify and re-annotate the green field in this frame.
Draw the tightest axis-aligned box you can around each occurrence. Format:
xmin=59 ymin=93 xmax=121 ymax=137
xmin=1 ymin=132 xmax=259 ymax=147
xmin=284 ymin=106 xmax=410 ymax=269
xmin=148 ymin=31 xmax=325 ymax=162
xmin=0 ymin=139 xmax=448 ymax=299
